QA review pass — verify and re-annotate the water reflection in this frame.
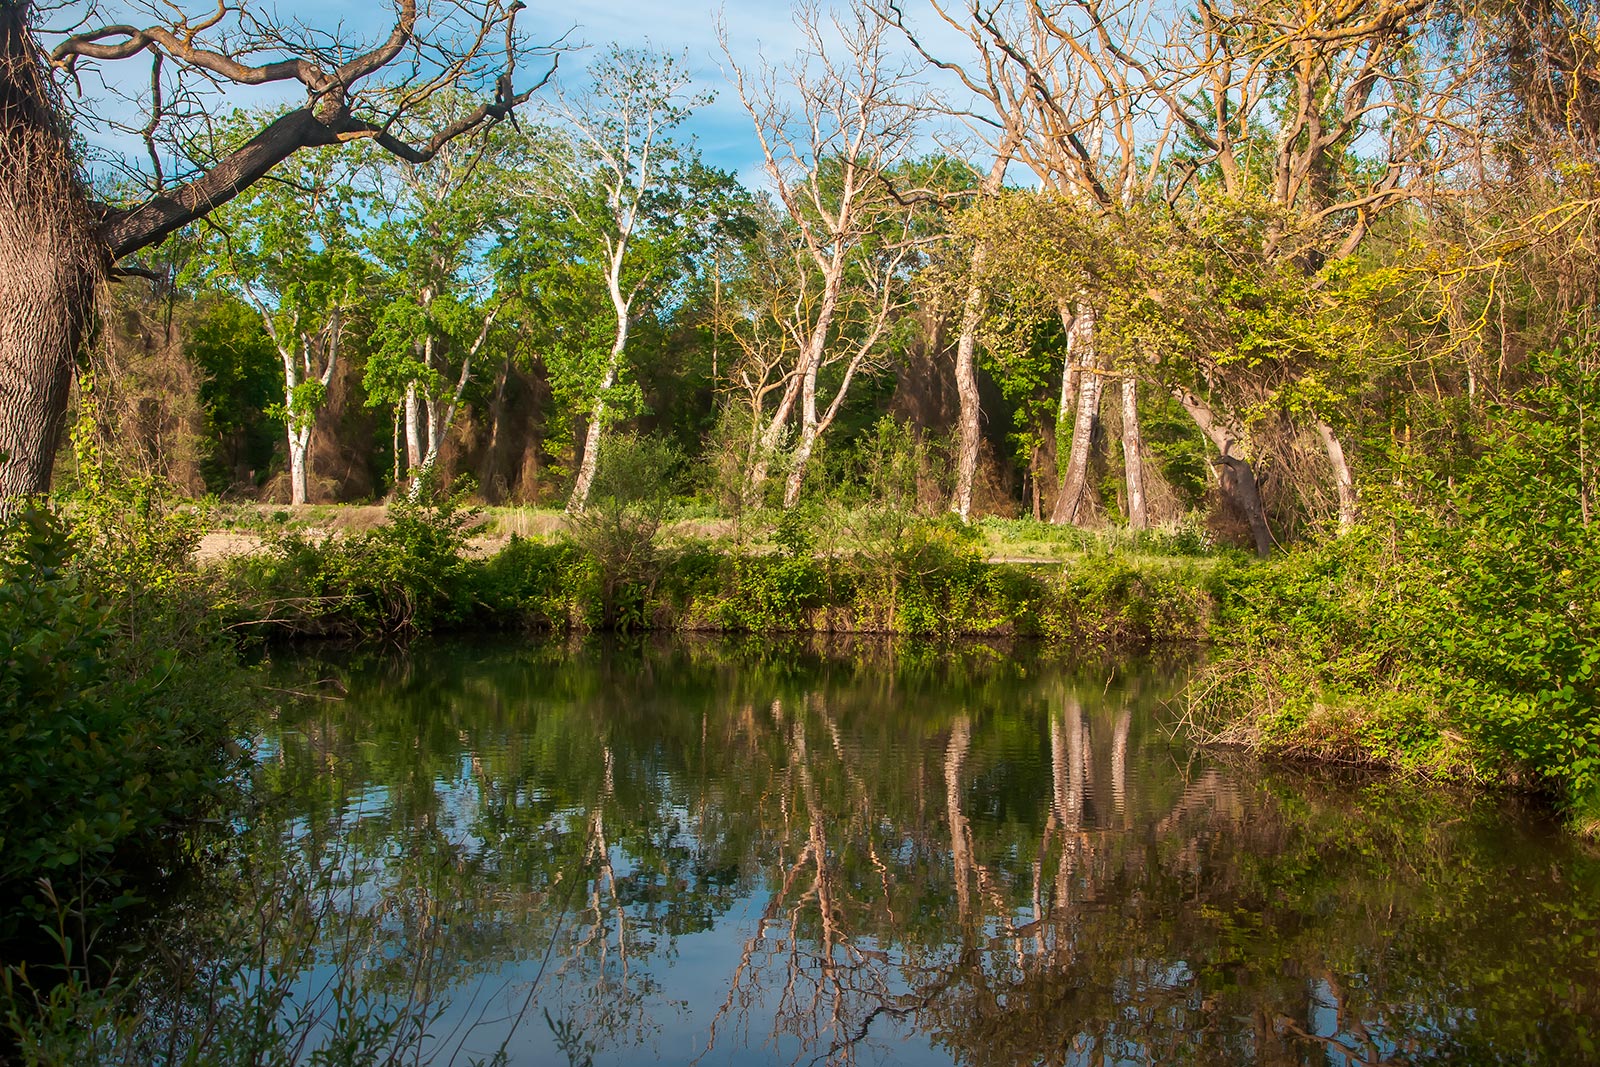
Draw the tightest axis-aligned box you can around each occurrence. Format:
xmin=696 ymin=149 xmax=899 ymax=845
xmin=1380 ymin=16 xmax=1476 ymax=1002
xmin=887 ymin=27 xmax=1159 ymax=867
xmin=248 ymin=636 xmax=1600 ymax=1066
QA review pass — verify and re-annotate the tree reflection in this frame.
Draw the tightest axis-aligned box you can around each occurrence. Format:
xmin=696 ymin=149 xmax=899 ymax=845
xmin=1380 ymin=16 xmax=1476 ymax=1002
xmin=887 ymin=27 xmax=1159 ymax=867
xmin=231 ymin=636 xmax=1600 ymax=1066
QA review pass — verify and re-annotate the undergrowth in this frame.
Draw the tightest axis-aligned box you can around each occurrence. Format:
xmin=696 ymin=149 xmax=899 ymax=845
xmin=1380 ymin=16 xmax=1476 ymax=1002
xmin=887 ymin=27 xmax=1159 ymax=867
xmin=1186 ymin=349 xmax=1600 ymax=825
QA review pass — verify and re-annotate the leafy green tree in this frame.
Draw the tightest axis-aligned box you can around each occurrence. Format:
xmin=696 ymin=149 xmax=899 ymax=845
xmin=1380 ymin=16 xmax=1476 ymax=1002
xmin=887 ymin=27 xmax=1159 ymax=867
xmin=187 ymin=126 xmax=369 ymax=504
xmin=532 ymin=47 xmax=730 ymax=513
xmin=362 ymin=92 xmax=532 ymax=496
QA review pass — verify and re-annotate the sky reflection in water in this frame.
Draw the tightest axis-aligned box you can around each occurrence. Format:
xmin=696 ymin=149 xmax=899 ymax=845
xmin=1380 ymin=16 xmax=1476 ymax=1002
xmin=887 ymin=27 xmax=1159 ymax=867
xmin=252 ymin=636 xmax=1600 ymax=1066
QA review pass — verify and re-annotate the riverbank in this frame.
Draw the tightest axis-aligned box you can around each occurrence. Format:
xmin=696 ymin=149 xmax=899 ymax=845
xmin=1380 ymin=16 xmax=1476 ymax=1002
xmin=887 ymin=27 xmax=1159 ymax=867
xmin=209 ymin=498 xmax=1224 ymax=647
xmin=200 ymin=494 xmax=1599 ymax=828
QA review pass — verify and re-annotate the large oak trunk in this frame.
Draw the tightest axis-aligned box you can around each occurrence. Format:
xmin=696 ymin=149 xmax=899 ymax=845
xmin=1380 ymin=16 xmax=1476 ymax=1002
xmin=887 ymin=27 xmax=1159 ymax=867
xmin=0 ymin=3 xmax=102 ymax=504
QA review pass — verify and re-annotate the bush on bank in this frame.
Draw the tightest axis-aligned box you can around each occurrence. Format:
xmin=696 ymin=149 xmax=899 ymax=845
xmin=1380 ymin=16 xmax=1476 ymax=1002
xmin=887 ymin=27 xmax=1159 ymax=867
xmin=218 ymin=501 xmax=1218 ymax=648
xmin=1189 ymin=351 xmax=1600 ymax=825
xmin=0 ymin=505 xmax=249 ymax=948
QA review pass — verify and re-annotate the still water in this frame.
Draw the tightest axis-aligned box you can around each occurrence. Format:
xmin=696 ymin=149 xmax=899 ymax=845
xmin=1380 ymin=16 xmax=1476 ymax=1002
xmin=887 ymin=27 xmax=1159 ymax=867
xmin=247 ymin=636 xmax=1600 ymax=1066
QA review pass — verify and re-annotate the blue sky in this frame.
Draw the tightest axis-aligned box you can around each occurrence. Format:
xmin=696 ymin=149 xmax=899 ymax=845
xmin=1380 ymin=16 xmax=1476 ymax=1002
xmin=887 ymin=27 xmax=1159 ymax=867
xmin=58 ymin=0 xmax=980 ymax=194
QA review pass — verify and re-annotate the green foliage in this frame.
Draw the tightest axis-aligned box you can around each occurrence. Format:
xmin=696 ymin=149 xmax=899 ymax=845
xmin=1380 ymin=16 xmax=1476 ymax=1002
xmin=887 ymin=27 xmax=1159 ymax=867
xmin=223 ymin=485 xmax=480 ymax=638
xmin=187 ymin=296 xmax=283 ymax=493
xmin=877 ymin=517 xmax=991 ymax=636
xmin=1191 ymin=343 xmax=1600 ymax=816
xmin=471 ymin=536 xmax=584 ymax=631
xmin=566 ymin=435 xmax=684 ymax=629
xmin=0 ymin=508 xmax=244 ymax=944
xmin=66 ymin=391 xmax=206 ymax=607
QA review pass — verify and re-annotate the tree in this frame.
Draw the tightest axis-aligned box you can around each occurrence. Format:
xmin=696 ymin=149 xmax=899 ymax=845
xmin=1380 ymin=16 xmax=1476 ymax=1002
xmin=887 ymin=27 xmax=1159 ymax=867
xmin=887 ymin=0 xmax=1032 ymax=521
xmin=533 ymin=47 xmax=720 ymax=514
xmin=0 ymin=0 xmax=548 ymax=506
xmin=362 ymin=91 xmax=529 ymax=495
xmin=722 ymin=2 xmax=924 ymax=508
xmin=189 ymin=137 xmax=367 ymax=505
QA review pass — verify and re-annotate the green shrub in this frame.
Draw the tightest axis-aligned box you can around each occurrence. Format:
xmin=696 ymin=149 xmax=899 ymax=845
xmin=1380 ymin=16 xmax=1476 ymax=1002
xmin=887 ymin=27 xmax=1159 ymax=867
xmin=0 ymin=509 xmax=245 ymax=944
xmin=882 ymin=517 xmax=993 ymax=636
xmin=698 ymin=555 xmax=831 ymax=632
xmin=471 ymin=536 xmax=583 ymax=630
xmin=568 ymin=435 xmax=683 ymax=630
xmin=222 ymin=486 xmax=478 ymax=638
xmin=1189 ymin=346 xmax=1600 ymax=815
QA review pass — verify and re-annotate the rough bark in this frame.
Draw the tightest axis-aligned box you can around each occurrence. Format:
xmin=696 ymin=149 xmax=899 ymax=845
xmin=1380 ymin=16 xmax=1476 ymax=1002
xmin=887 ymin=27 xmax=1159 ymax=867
xmin=1120 ymin=377 xmax=1147 ymax=531
xmin=1173 ymin=386 xmax=1273 ymax=556
xmin=1052 ymin=308 xmax=1101 ymax=526
xmin=950 ymin=268 xmax=986 ymax=521
xmin=0 ymin=3 xmax=103 ymax=505
xmin=1315 ymin=419 xmax=1358 ymax=532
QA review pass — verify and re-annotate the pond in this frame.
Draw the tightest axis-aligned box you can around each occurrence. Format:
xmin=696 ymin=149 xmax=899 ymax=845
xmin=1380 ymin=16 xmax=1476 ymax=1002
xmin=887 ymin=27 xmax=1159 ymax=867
xmin=229 ymin=636 xmax=1600 ymax=1066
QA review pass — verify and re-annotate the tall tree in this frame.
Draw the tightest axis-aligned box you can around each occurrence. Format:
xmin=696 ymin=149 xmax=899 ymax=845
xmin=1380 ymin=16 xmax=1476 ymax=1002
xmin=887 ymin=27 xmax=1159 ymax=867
xmin=189 ymin=138 xmax=367 ymax=505
xmin=886 ymin=0 xmax=1031 ymax=521
xmin=535 ymin=47 xmax=718 ymax=514
xmin=722 ymin=2 xmax=924 ymax=508
xmin=362 ymin=91 xmax=528 ymax=494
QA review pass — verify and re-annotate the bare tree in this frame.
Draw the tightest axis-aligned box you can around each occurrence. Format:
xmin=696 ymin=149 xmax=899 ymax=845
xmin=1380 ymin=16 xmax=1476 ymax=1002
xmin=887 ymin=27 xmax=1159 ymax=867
xmin=0 ymin=0 xmax=551 ymax=505
xmin=722 ymin=2 xmax=924 ymax=509
xmin=886 ymin=0 xmax=1032 ymax=521
xmin=890 ymin=0 xmax=1172 ymax=528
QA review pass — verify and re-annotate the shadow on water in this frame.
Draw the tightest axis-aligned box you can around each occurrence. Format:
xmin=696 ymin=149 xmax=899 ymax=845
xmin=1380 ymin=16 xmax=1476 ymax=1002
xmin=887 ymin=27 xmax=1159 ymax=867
xmin=206 ymin=635 xmax=1600 ymax=1065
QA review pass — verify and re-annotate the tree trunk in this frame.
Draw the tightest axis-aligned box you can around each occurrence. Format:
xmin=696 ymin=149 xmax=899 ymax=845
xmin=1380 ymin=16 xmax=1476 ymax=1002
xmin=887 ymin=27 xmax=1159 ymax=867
xmin=408 ymin=393 xmax=443 ymax=502
xmin=279 ymin=348 xmax=304 ymax=504
xmin=275 ymin=314 xmax=337 ymax=508
xmin=950 ymin=262 xmax=987 ymax=521
xmin=781 ymin=357 xmax=820 ymax=509
xmin=1056 ymin=304 xmax=1078 ymax=416
xmin=288 ymin=426 xmax=310 ymax=505
xmin=403 ymin=382 xmax=423 ymax=472
xmin=770 ymin=259 xmax=844 ymax=511
xmin=567 ymin=338 xmax=623 ymax=514
xmin=1315 ymin=420 xmax=1358 ymax=532
xmin=1121 ymin=377 xmax=1147 ymax=531
xmin=0 ymin=4 xmax=103 ymax=506
xmin=1052 ymin=308 xmax=1101 ymax=525
xmin=1173 ymin=386 xmax=1273 ymax=557
xmin=569 ymin=252 xmax=632 ymax=514
xmin=744 ymin=372 xmax=800 ymax=508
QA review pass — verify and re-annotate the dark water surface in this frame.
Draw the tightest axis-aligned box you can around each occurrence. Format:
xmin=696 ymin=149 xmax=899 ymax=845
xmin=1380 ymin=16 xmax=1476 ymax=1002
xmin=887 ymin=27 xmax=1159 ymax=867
xmin=247 ymin=636 xmax=1600 ymax=1065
